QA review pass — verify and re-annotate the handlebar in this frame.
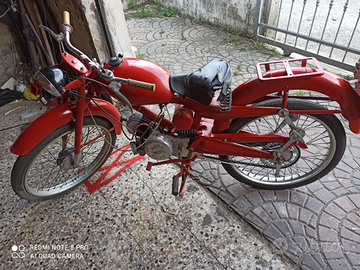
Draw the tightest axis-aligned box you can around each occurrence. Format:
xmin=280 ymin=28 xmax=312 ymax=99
xmin=42 ymin=11 xmax=156 ymax=93
xmin=127 ymin=79 xmax=156 ymax=91
xmin=103 ymin=69 xmax=156 ymax=92
xmin=63 ymin=11 xmax=70 ymax=25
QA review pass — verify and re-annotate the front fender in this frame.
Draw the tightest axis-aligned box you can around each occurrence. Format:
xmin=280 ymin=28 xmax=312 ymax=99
xmin=10 ymin=99 xmax=122 ymax=156
xmin=229 ymin=70 xmax=360 ymax=133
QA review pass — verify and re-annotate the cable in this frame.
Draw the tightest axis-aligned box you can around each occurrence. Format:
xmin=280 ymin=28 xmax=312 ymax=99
xmin=78 ymin=77 xmax=134 ymax=113
xmin=0 ymin=7 xmax=11 ymax=19
xmin=0 ymin=123 xmax=31 ymax=132
xmin=86 ymin=106 xmax=132 ymax=153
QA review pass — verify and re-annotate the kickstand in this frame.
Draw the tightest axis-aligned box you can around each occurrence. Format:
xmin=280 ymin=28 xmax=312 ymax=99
xmin=171 ymin=162 xmax=192 ymax=196
xmin=171 ymin=171 xmax=188 ymax=196
xmin=146 ymin=155 xmax=197 ymax=196
xmin=178 ymin=165 xmax=190 ymax=196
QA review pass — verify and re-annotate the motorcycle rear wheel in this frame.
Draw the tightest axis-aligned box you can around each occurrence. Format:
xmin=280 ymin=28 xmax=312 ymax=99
xmin=11 ymin=117 xmax=116 ymax=201
xmin=220 ymin=99 xmax=346 ymax=189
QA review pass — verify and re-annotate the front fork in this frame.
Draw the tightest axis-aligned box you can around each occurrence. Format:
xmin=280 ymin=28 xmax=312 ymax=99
xmin=61 ymin=78 xmax=86 ymax=168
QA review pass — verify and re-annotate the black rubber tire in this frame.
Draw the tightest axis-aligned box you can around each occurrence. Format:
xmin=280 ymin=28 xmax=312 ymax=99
xmin=11 ymin=117 xmax=116 ymax=201
xmin=220 ymin=98 xmax=346 ymax=189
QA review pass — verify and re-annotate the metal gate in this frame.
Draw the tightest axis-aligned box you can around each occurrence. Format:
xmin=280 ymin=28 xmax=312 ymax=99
xmin=254 ymin=0 xmax=360 ymax=71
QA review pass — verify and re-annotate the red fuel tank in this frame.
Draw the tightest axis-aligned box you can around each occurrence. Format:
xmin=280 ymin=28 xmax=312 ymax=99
xmin=105 ymin=58 xmax=173 ymax=106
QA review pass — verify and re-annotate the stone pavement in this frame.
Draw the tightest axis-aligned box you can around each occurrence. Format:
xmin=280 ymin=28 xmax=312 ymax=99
xmin=126 ymin=12 xmax=360 ymax=270
xmin=1 ymin=101 xmax=291 ymax=269
xmin=0 ymin=11 xmax=359 ymax=270
xmin=0 ymin=16 xmax=293 ymax=270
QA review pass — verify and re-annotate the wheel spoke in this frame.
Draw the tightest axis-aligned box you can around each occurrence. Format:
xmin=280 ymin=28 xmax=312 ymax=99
xmin=220 ymin=99 xmax=345 ymax=189
xmin=13 ymin=117 xmax=115 ymax=200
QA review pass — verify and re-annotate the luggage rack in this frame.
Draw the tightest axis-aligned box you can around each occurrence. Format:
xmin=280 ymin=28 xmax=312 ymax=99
xmin=256 ymin=57 xmax=324 ymax=81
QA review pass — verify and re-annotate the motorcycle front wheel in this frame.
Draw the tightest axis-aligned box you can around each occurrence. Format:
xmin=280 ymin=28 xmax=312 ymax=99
xmin=220 ymin=99 xmax=346 ymax=189
xmin=11 ymin=116 xmax=116 ymax=201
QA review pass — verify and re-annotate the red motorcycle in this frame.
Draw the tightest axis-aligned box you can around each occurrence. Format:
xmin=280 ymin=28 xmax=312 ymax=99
xmin=10 ymin=12 xmax=360 ymax=201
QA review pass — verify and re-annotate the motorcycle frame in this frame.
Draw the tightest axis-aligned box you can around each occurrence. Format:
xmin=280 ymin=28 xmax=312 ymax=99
xmin=10 ymin=55 xmax=360 ymax=160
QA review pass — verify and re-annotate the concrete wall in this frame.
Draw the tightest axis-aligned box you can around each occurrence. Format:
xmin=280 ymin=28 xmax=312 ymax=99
xmin=123 ymin=0 xmax=257 ymax=34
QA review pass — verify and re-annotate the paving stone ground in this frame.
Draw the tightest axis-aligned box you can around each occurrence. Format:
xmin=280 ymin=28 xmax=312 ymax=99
xmin=125 ymin=12 xmax=360 ymax=270
xmin=1 ymin=9 xmax=360 ymax=270
xmin=0 ymin=100 xmax=292 ymax=269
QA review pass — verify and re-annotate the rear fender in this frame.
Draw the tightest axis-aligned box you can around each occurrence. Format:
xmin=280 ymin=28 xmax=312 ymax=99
xmin=10 ymin=99 xmax=122 ymax=156
xmin=215 ymin=69 xmax=360 ymax=133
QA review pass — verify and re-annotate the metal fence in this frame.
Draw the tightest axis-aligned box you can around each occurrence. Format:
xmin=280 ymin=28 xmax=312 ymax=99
xmin=254 ymin=0 xmax=360 ymax=71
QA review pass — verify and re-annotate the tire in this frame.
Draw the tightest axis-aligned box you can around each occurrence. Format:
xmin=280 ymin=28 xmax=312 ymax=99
xmin=11 ymin=116 xmax=116 ymax=201
xmin=220 ymin=99 xmax=346 ymax=189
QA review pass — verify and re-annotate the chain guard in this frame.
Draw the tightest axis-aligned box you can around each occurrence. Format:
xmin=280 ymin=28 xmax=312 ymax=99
xmin=200 ymin=145 xmax=300 ymax=170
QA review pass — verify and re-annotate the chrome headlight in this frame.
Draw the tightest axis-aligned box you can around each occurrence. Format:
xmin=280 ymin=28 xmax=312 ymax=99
xmin=34 ymin=67 xmax=70 ymax=97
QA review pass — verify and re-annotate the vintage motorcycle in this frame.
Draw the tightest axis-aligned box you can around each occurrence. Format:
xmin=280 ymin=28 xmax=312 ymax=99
xmin=10 ymin=12 xmax=360 ymax=201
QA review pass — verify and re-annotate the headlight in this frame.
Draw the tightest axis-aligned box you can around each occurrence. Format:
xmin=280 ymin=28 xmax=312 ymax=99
xmin=34 ymin=67 xmax=70 ymax=97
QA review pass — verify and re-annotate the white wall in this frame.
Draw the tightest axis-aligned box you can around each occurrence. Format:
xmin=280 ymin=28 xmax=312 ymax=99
xmin=123 ymin=0 xmax=257 ymax=34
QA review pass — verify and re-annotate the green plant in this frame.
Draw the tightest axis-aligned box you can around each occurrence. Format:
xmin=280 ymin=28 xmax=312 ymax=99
xmin=240 ymin=46 xmax=248 ymax=52
xmin=193 ymin=18 xmax=199 ymax=24
xmin=134 ymin=7 xmax=151 ymax=18
xmin=295 ymin=90 xmax=305 ymax=96
xmin=160 ymin=6 xmax=177 ymax=17
xmin=128 ymin=0 xmax=137 ymax=9
xmin=253 ymin=40 xmax=264 ymax=50
xmin=252 ymin=41 xmax=280 ymax=56
xmin=226 ymin=33 xmax=241 ymax=43
xmin=159 ymin=30 xmax=165 ymax=34
xmin=136 ymin=53 xmax=145 ymax=59
xmin=238 ymin=29 xmax=251 ymax=37
xmin=338 ymin=74 xmax=354 ymax=81
xmin=233 ymin=64 xmax=242 ymax=76
xmin=269 ymin=47 xmax=280 ymax=56
xmin=181 ymin=25 xmax=186 ymax=40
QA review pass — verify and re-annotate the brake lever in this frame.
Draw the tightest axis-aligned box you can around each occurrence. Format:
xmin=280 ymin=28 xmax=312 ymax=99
xmin=39 ymin=25 xmax=64 ymax=42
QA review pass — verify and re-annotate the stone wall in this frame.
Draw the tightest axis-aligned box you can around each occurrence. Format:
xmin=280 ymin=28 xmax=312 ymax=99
xmin=122 ymin=0 xmax=257 ymax=34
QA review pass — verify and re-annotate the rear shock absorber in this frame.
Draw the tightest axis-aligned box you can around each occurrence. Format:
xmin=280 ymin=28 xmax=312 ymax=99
xmin=219 ymin=87 xmax=232 ymax=113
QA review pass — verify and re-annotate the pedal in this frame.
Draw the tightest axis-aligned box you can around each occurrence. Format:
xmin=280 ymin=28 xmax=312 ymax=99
xmin=172 ymin=175 xmax=179 ymax=196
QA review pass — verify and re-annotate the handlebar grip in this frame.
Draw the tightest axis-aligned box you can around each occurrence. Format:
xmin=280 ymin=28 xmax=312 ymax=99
xmin=127 ymin=79 xmax=156 ymax=91
xmin=63 ymin=11 xmax=70 ymax=25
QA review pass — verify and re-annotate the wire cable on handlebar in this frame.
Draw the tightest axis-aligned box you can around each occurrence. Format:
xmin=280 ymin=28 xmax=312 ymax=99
xmin=86 ymin=105 xmax=132 ymax=153
xmin=78 ymin=77 xmax=134 ymax=113
xmin=91 ymin=98 xmax=134 ymax=141
xmin=74 ymin=92 xmax=163 ymax=154
xmin=73 ymin=81 xmax=165 ymax=154
xmin=87 ymin=101 xmax=165 ymax=153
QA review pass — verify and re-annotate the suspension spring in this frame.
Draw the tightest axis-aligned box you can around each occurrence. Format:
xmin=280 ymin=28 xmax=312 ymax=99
xmin=176 ymin=129 xmax=197 ymax=137
xmin=219 ymin=87 xmax=232 ymax=113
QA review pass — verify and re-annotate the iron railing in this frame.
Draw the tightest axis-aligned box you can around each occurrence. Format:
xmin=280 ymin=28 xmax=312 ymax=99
xmin=254 ymin=0 xmax=360 ymax=71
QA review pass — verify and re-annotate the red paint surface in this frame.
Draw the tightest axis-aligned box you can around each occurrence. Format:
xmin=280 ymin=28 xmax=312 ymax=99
xmin=10 ymin=99 xmax=122 ymax=156
xmin=84 ymin=144 xmax=145 ymax=193
xmin=105 ymin=58 xmax=173 ymax=106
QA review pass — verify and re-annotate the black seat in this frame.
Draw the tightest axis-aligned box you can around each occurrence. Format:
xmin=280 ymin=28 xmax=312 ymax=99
xmin=170 ymin=58 xmax=232 ymax=106
xmin=169 ymin=73 xmax=190 ymax=95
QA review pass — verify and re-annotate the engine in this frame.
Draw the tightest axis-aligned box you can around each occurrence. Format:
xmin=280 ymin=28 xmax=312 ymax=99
xmin=126 ymin=112 xmax=194 ymax=160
